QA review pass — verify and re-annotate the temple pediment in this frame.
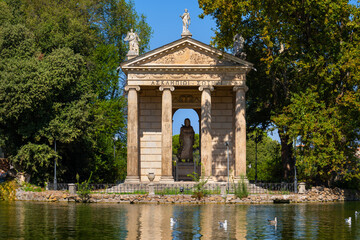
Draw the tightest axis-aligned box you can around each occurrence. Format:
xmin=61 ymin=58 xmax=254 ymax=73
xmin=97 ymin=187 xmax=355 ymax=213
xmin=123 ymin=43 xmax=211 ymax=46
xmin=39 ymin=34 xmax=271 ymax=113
xmin=121 ymin=37 xmax=253 ymax=70
xmin=121 ymin=37 xmax=253 ymax=87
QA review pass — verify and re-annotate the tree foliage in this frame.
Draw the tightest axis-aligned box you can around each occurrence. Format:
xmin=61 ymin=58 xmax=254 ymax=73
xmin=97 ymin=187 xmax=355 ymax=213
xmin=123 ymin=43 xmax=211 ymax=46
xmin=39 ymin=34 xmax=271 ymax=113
xmin=199 ymin=0 xmax=360 ymax=185
xmin=0 ymin=0 xmax=151 ymax=184
xmin=246 ymin=131 xmax=282 ymax=182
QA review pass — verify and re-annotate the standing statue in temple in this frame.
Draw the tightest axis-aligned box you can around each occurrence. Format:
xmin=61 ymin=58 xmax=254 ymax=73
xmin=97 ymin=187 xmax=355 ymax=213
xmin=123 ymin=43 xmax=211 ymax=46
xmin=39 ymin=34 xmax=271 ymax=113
xmin=178 ymin=118 xmax=195 ymax=161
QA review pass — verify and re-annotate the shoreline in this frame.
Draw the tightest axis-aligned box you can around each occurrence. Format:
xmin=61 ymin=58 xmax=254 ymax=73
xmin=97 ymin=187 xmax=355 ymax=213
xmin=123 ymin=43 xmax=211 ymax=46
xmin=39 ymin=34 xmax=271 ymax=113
xmin=14 ymin=186 xmax=360 ymax=204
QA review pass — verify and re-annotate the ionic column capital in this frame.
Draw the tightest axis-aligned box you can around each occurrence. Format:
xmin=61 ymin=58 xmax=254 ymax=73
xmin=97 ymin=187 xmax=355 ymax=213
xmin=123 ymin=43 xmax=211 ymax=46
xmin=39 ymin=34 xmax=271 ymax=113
xmin=233 ymin=85 xmax=249 ymax=92
xmin=124 ymin=85 xmax=140 ymax=92
xmin=198 ymin=85 xmax=214 ymax=92
xmin=159 ymin=86 xmax=175 ymax=92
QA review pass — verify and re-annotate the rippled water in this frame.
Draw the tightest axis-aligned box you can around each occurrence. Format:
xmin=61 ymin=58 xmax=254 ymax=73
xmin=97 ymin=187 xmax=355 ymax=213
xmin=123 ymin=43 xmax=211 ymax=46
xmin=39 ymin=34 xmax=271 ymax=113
xmin=1 ymin=201 xmax=360 ymax=239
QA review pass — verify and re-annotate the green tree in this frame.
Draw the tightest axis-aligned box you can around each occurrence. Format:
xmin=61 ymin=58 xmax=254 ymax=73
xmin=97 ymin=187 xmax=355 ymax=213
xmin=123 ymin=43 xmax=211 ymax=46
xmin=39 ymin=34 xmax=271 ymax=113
xmin=246 ymin=132 xmax=282 ymax=182
xmin=199 ymin=0 xmax=360 ymax=185
xmin=0 ymin=0 xmax=151 ymax=184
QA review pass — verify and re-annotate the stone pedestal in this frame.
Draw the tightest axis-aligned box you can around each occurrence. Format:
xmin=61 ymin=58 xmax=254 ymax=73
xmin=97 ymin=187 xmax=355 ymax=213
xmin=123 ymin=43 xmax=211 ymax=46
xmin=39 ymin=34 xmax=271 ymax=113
xmin=299 ymin=182 xmax=306 ymax=194
xmin=68 ymin=183 xmax=76 ymax=194
xmin=176 ymin=162 xmax=199 ymax=181
xmin=181 ymin=31 xmax=192 ymax=38
xmin=148 ymin=183 xmax=155 ymax=195
xmin=220 ymin=183 xmax=227 ymax=197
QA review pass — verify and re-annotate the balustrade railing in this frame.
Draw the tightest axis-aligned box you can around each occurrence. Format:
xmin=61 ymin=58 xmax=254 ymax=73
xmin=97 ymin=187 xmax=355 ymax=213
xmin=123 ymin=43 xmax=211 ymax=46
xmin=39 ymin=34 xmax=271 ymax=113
xmin=47 ymin=182 xmax=295 ymax=195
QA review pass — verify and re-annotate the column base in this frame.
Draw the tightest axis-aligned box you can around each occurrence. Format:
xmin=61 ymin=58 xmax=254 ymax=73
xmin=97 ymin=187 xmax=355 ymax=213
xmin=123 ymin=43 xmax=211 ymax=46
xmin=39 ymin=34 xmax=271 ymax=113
xmin=124 ymin=176 xmax=140 ymax=183
xmin=159 ymin=176 xmax=174 ymax=183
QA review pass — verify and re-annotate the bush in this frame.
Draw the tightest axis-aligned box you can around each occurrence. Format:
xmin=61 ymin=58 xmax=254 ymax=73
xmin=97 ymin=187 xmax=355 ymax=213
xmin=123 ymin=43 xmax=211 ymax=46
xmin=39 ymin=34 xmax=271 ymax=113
xmin=21 ymin=182 xmax=43 ymax=192
xmin=0 ymin=180 xmax=18 ymax=201
xmin=188 ymin=172 xmax=209 ymax=200
xmin=76 ymin=172 xmax=92 ymax=202
xmin=234 ymin=176 xmax=249 ymax=199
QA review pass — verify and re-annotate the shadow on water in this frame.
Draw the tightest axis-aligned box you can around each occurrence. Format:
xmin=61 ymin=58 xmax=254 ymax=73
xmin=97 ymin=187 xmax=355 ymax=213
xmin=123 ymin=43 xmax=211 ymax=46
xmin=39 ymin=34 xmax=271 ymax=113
xmin=1 ymin=201 xmax=360 ymax=239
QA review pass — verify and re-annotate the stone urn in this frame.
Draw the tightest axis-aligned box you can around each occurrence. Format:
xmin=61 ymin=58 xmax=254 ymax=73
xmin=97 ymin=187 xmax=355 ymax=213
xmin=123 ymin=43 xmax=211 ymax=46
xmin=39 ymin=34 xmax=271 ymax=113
xmin=147 ymin=172 xmax=155 ymax=182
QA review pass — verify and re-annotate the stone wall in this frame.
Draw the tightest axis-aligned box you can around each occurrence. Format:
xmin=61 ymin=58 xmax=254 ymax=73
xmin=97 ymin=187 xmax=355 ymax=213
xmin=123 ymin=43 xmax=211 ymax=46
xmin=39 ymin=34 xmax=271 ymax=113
xmin=139 ymin=88 xmax=162 ymax=182
xmin=211 ymin=88 xmax=234 ymax=181
xmin=16 ymin=186 xmax=360 ymax=204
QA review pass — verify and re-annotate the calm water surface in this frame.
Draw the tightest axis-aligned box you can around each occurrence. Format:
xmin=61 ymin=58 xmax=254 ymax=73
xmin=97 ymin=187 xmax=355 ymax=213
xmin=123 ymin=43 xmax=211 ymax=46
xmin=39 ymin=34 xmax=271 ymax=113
xmin=1 ymin=201 xmax=360 ymax=239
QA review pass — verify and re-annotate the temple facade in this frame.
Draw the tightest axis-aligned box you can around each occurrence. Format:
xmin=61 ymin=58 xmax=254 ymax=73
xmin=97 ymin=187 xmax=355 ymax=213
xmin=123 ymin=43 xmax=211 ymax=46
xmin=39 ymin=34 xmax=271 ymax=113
xmin=120 ymin=36 xmax=253 ymax=183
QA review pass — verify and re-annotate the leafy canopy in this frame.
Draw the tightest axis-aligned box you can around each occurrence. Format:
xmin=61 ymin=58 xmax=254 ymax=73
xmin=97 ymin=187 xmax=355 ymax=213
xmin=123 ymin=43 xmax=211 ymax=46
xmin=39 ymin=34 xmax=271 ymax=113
xmin=199 ymin=0 xmax=360 ymax=185
xmin=0 ymin=0 xmax=151 ymax=184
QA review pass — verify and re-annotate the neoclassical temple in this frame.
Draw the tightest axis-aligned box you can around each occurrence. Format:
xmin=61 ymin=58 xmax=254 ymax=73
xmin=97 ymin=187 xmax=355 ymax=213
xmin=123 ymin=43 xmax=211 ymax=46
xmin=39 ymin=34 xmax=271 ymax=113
xmin=121 ymin=27 xmax=252 ymax=183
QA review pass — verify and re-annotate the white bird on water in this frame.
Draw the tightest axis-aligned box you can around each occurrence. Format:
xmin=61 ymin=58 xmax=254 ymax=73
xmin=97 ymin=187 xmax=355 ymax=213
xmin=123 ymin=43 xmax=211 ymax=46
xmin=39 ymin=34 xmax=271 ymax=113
xmin=345 ymin=217 xmax=351 ymax=225
xmin=170 ymin=218 xmax=177 ymax=227
xmin=355 ymin=211 xmax=359 ymax=219
xmin=268 ymin=217 xmax=277 ymax=226
xmin=218 ymin=220 xmax=228 ymax=230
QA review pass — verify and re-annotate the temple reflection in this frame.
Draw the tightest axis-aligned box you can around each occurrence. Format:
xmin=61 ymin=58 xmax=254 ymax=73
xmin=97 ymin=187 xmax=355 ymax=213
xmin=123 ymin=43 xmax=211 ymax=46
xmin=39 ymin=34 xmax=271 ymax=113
xmin=125 ymin=204 xmax=249 ymax=239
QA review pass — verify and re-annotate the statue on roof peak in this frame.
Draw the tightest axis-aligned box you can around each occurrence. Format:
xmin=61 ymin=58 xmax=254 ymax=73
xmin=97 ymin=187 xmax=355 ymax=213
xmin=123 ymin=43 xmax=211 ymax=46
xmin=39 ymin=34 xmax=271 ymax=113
xmin=180 ymin=9 xmax=192 ymax=38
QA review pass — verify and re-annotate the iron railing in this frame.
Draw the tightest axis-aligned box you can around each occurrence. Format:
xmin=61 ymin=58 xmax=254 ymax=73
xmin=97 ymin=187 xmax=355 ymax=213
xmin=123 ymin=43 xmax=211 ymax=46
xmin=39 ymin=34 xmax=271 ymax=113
xmin=245 ymin=182 xmax=295 ymax=194
xmin=47 ymin=182 xmax=295 ymax=195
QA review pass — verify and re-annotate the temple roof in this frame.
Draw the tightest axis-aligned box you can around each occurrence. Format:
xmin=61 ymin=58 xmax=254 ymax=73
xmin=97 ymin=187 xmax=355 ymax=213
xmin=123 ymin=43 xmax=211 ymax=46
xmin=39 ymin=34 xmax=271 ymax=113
xmin=120 ymin=37 xmax=253 ymax=73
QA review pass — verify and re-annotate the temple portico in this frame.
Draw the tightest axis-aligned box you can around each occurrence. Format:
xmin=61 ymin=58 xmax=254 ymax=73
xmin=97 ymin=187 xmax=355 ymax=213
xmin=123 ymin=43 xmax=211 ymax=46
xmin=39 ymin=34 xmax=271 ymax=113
xmin=121 ymin=32 xmax=252 ymax=183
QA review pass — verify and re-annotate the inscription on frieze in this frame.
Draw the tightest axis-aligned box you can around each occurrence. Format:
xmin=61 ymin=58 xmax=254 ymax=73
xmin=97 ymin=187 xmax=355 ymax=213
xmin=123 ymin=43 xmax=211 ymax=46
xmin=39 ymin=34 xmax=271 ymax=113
xmin=128 ymin=73 xmax=245 ymax=82
xmin=151 ymin=80 xmax=245 ymax=86
xmin=126 ymin=79 xmax=246 ymax=86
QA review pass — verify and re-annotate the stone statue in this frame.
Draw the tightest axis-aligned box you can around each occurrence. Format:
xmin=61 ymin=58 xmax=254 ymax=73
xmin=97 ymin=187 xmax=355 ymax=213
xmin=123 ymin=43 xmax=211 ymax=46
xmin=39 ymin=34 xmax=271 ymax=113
xmin=124 ymin=29 xmax=141 ymax=56
xmin=180 ymin=9 xmax=191 ymax=35
xmin=178 ymin=118 xmax=195 ymax=161
xmin=233 ymin=33 xmax=246 ymax=59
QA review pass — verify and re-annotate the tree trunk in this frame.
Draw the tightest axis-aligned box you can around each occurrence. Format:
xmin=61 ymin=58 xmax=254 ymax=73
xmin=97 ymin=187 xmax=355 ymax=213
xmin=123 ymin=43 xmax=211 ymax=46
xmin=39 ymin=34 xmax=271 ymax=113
xmin=279 ymin=128 xmax=294 ymax=181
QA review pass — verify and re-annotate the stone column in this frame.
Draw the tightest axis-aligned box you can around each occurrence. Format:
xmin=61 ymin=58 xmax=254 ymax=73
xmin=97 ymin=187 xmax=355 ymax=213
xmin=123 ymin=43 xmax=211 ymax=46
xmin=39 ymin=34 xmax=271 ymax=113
xmin=233 ymin=86 xmax=248 ymax=180
xmin=125 ymin=85 xmax=140 ymax=183
xmin=159 ymin=86 xmax=175 ymax=183
xmin=199 ymin=86 xmax=214 ymax=181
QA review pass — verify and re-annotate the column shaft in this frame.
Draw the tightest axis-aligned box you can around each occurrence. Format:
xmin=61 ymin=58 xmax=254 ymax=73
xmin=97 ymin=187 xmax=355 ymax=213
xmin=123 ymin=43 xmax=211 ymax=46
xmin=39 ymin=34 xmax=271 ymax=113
xmin=125 ymin=86 xmax=140 ymax=183
xmin=234 ymin=87 xmax=247 ymax=177
xmin=160 ymin=86 xmax=174 ymax=182
xmin=199 ymin=86 xmax=213 ymax=180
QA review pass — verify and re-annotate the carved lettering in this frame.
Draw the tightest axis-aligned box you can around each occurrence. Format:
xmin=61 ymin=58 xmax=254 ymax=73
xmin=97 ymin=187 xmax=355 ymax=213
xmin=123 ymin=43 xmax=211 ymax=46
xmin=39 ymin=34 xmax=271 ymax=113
xmin=136 ymin=80 xmax=246 ymax=86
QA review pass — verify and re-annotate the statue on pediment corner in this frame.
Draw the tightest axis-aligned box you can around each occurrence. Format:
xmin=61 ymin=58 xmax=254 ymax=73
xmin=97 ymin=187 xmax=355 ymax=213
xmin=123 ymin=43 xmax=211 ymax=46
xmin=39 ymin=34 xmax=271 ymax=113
xmin=124 ymin=29 xmax=141 ymax=56
xmin=233 ymin=33 xmax=247 ymax=59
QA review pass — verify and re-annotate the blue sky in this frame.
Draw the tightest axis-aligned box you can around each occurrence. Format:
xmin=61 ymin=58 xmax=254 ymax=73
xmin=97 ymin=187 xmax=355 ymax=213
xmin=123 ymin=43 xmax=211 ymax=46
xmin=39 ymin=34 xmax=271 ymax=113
xmin=132 ymin=0 xmax=359 ymax=139
xmin=134 ymin=0 xmax=215 ymax=50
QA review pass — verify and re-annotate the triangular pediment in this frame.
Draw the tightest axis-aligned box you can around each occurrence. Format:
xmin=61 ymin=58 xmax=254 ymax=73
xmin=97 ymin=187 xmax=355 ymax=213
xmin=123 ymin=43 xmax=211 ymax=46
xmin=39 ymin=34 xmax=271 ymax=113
xmin=121 ymin=37 xmax=253 ymax=70
xmin=143 ymin=46 xmax=235 ymax=66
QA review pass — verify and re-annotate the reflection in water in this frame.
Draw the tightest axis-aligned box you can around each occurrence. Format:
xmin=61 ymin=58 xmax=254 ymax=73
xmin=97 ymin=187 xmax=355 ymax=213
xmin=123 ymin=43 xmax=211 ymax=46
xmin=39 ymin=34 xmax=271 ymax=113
xmin=0 ymin=202 xmax=360 ymax=239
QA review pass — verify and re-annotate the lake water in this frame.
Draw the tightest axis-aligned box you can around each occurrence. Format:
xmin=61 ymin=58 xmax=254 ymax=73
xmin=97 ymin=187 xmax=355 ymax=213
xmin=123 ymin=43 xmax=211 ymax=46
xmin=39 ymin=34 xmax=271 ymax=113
xmin=1 ymin=201 xmax=360 ymax=239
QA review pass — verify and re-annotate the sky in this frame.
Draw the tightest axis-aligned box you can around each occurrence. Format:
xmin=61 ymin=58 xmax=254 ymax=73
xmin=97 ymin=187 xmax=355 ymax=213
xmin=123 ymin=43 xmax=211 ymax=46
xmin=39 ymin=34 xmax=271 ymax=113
xmin=133 ymin=0 xmax=215 ymax=50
